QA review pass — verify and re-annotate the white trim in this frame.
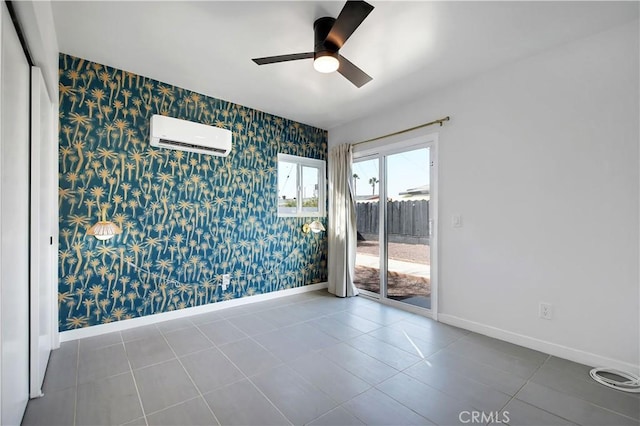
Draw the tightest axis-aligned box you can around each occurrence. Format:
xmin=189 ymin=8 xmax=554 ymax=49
xmin=439 ymin=313 xmax=640 ymax=375
xmin=428 ymin=138 xmax=438 ymax=320
xmin=380 ymin=155 xmax=387 ymax=297
xmin=50 ymin=99 xmax=59 ymax=350
xmin=357 ymin=288 xmax=380 ymax=300
xmin=29 ymin=67 xmax=56 ymax=397
xmin=277 ymin=153 xmax=326 ymax=218
xmin=353 ymin=129 xmax=433 ymax=158
xmin=0 ymin=3 xmax=4 ymax=421
xmin=60 ymin=282 xmax=328 ymax=342
xmin=29 ymin=66 xmax=44 ymax=399
xmin=278 ymin=153 xmax=325 ymax=168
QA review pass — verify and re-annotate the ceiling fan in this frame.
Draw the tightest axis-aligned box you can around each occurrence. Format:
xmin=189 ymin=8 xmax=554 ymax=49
xmin=252 ymin=1 xmax=375 ymax=88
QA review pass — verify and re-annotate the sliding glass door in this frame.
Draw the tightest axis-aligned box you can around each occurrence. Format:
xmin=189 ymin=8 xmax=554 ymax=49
xmin=353 ymin=138 xmax=436 ymax=314
xmin=385 ymin=147 xmax=431 ymax=309
xmin=352 ymin=157 xmax=381 ymax=296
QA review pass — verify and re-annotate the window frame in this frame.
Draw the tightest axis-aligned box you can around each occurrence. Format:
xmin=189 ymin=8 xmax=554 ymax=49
xmin=277 ymin=153 xmax=326 ymax=217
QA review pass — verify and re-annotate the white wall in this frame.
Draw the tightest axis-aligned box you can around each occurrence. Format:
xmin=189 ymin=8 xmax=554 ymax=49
xmin=330 ymin=21 xmax=639 ymax=371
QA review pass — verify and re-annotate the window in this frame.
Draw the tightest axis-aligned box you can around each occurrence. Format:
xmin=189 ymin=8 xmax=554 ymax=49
xmin=277 ymin=153 xmax=326 ymax=217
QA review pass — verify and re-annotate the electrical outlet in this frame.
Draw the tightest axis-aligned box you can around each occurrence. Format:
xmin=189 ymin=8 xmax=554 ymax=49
xmin=222 ymin=274 xmax=230 ymax=291
xmin=539 ymin=302 xmax=553 ymax=320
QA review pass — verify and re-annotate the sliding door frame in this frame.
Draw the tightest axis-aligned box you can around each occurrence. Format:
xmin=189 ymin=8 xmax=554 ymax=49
xmin=352 ymin=153 xmax=384 ymax=300
xmin=29 ymin=66 xmax=57 ymax=398
xmin=353 ymin=131 xmax=439 ymax=319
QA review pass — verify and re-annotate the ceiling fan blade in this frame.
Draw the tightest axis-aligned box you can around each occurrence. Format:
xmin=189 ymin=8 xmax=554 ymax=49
xmin=252 ymin=52 xmax=314 ymax=65
xmin=326 ymin=1 xmax=374 ymax=48
xmin=338 ymin=55 xmax=372 ymax=88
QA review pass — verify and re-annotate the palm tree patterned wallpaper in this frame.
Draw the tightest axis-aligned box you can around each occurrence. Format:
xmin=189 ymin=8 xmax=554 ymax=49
xmin=58 ymin=54 xmax=327 ymax=331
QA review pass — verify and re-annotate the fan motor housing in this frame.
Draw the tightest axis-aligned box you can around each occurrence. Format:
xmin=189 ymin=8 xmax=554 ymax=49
xmin=251 ymin=1 xmax=374 ymax=88
xmin=314 ymin=17 xmax=339 ymax=60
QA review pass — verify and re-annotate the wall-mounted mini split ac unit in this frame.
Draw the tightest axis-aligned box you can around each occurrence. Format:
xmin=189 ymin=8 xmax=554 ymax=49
xmin=150 ymin=115 xmax=232 ymax=157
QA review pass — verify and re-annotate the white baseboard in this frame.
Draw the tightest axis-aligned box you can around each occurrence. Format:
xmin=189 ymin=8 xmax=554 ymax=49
xmin=438 ymin=313 xmax=639 ymax=375
xmin=60 ymin=282 xmax=328 ymax=342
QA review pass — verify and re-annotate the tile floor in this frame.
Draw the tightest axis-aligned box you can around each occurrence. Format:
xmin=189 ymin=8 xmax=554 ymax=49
xmin=22 ymin=290 xmax=639 ymax=426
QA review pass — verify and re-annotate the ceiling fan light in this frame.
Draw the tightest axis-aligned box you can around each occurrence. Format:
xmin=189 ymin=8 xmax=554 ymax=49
xmin=314 ymin=55 xmax=339 ymax=73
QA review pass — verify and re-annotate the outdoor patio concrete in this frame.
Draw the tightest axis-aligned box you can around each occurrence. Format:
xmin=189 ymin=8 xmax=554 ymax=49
xmin=355 ymin=254 xmax=430 ymax=278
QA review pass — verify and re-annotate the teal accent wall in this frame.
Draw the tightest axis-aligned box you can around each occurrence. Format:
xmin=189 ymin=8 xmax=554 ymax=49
xmin=58 ymin=54 xmax=327 ymax=331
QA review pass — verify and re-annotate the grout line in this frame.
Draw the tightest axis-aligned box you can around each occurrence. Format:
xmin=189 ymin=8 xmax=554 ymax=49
xmin=125 ymin=356 xmax=178 ymax=373
xmin=188 ymin=309 xmax=235 ymax=324
xmin=306 ymin=385 xmax=371 ymax=426
xmin=342 ymin=300 xmax=488 ymax=425
xmin=120 ymin=324 xmax=164 ymax=345
xmin=198 ymin=313 xmax=295 ymax=425
xmin=489 ymin=354 xmax=580 ymax=426
xmin=66 ymin=291 xmax=637 ymax=426
xmin=206 ymin=293 xmax=347 ymax=424
xmin=213 ymin=294 xmax=422 ymax=424
xmin=140 ymin=394 xmax=203 ymax=418
xmin=241 ymin=377 xmax=294 ymax=426
xmin=157 ymin=332 xmax=223 ymax=426
xmin=236 ymin=311 xmax=318 ymax=424
xmin=510 ymin=355 xmax=640 ymax=423
xmin=287 ymin=358 xmax=375 ymax=426
xmin=423 ymin=335 xmax=532 ymax=379
xmin=498 ymin=354 xmax=549 ymax=412
xmin=370 ymin=375 xmax=449 ymax=426
xmin=162 ymin=297 xmax=329 ymax=425
xmin=126 ymin=349 xmax=149 ymax=426
xmin=117 ymin=328 xmax=147 ymax=426
xmin=63 ymin=293 xmax=345 ymax=426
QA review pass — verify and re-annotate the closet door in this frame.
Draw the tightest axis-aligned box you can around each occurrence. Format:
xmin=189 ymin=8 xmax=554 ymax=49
xmin=30 ymin=66 xmax=55 ymax=398
xmin=1 ymin=2 xmax=32 ymax=424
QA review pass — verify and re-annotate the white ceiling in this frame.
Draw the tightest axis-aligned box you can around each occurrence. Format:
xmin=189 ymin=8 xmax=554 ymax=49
xmin=51 ymin=1 xmax=639 ymax=130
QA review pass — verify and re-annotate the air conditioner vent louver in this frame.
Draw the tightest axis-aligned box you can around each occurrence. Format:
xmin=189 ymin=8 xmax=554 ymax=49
xmin=159 ymin=139 xmax=227 ymax=155
xmin=150 ymin=115 xmax=232 ymax=157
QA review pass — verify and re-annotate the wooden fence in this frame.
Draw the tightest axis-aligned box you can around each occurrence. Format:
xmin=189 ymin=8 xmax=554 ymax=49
xmin=356 ymin=200 xmax=429 ymax=244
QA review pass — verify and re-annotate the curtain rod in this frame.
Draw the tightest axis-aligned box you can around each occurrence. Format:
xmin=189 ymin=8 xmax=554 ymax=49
xmin=352 ymin=116 xmax=450 ymax=147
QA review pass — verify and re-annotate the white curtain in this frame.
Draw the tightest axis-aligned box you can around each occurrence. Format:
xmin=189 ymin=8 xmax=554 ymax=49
xmin=328 ymin=143 xmax=359 ymax=297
